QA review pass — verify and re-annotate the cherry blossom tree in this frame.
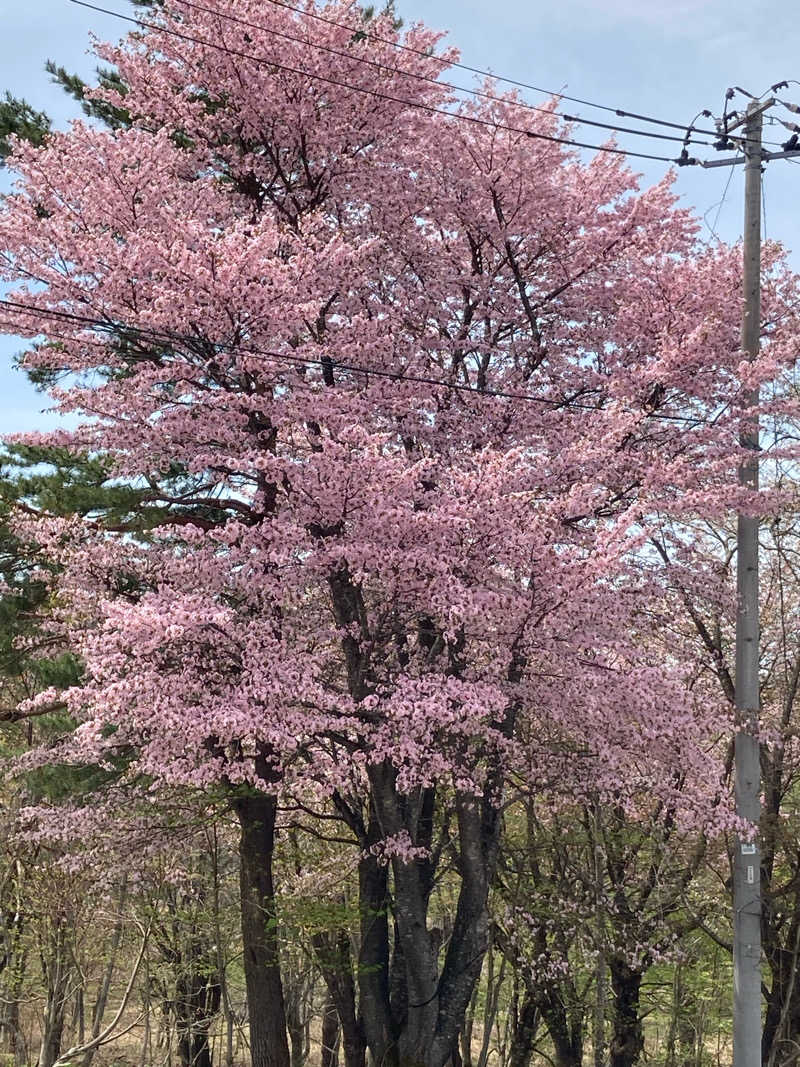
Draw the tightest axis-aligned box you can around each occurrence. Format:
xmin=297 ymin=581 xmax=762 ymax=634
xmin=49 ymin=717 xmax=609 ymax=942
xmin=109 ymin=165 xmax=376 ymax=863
xmin=2 ymin=2 xmax=800 ymax=1066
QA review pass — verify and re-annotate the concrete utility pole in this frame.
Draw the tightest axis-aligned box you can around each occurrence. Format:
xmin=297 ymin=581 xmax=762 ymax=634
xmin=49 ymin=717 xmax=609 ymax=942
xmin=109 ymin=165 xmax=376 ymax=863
xmin=700 ymin=93 xmax=800 ymax=1067
xmin=733 ymin=97 xmax=770 ymax=1067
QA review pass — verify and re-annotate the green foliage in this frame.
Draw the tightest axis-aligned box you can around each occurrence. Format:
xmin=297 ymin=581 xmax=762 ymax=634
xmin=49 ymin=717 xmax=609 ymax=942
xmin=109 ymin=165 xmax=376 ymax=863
xmin=0 ymin=444 xmax=226 ymax=535
xmin=353 ymin=1 xmax=402 ymax=41
xmin=24 ymin=759 xmax=130 ymax=805
xmin=0 ymin=92 xmax=50 ymax=159
xmin=361 ymin=1 xmax=402 ymax=27
xmin=42 ymin=0 xmax=166 ymax=133
xmin=280 ymin=891 xmax=361 ymax=941
xmin=0 ymin=445 xmax=144 ymax=794
xmin=45 ymin=61 xmax=131 ymax=130
xmin=3 ymin=444 xmax=134 ymax=518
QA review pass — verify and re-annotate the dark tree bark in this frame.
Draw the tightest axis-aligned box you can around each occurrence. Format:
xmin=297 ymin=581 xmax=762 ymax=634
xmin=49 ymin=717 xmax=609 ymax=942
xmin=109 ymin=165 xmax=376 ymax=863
xmin=174 ymin=963 xmax=219 ymax=1067
xmin=763 ymin=924 xmax=800 ymax=1066
xmin=356 ymin=845 xmax=394 ymax=1065
xmin=320 ymin=996 xmax=340 ymax=1067
xmin=37 ymin=920 xmax=71 ymax=1067
xmin=508 ymin=986 xmax=540 ymax=1067
xmin=287 ymin=1007 xmax=307 ymax=1067
xmin=0 ymin=947 xmax=27 ymax=1067
xmin=349 ymin=746 xmax=514 ymax=1066
xmin=761 ymin=778 xmax=800 ymax=1067
xmin=537 ymin=994 xmax=582 ymax=1067
xmin=176 ymin=1026 xmax=213 ymax=1067
xmin=609 ymin=960 xmax=644 ymax=1067
xmin=312 ymin=921 xmax=366 ymax=1067
xmin=233 ymin=786 xmax=290 ymax=1067
xmin=327 ymin=570 xmax=519 ymax=1067
xmin=358 ymin=768 xmax=507 ymax=1067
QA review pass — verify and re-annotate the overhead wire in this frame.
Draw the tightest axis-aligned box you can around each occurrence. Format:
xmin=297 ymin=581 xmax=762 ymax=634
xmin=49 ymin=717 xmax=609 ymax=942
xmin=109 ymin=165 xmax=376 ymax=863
xmin=163 ymin=0 xmax=717 ymax=147
xmin=704 ymin=152 xmax=739 ymax=243
xmin=0 ymin=298 xmax=713 ymax=424
xmin=163 ymin=0 xmax=755 ymax=142
xmin=68 ymin=0 xmax=701 ymax=165
xmin=0 ymin=298 xmax=607 ymax=407
xmin=702 ymin=92 xmax=742 ymax=241
xmin=7 ymin=2 xmax=783 ymax=431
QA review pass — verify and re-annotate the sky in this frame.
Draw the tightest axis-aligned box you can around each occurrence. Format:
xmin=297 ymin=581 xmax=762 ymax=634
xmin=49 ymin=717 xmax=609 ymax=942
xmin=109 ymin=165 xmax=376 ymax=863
xmin=1 ymin=0 xmax=800 ymax=433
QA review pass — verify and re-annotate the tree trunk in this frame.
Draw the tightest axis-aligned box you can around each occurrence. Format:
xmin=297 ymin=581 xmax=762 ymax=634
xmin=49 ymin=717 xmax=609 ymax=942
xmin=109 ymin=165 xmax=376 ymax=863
xmin=476 ymin=944 xmax=505 ymax=1067
xmin=38 ymin=1015 xmax=66 ymax=1067
xmin=37 ymin=922 xmax=71 ymax=1067
xmin=177 ymin=1028 xmax=213 ymax=1067
xmin=678 ymin=1013 xmax=697 ymax=1067
xmin=233 ymin=790 xmax=290 ymax=1067
xmin=321 ymin=996 xmax=340 ymax=1067
xmin=763 ymin=907 xmax=800 ymax=1067
xmin=328 ymin=577 xmax=516 ymax=1067
xmin=38 ymin=995 xmax=67 ymax=1067
xmin=208 ymin=826 xmax=235 ymax=1067
xmin=312 ymin=923 xmax=366 ymax=1067
xmin=287 ymin=996 xmax=306 ymax=1067
xmin=594 ymin=953 xmax=607 ymax=1067
xmin=0 ymin=995 xmax=26 ymax=1067
xmin=172 ymin=922 xmax=221 ymax=1067
xmin=356 ymin=849 xmax=394 ymax=1067
xmin=397 ymin=792 xmax=499 ymax=1067
xmin=460 ymin=983 xmax=477 ymax=1067
xmin=175 ymin=969 xmax=218 ymax=1067
xmin=544 ymin=1015 xmax=583 ymax=1067
xmin=665 ymin=963 xmax=697 ymax=1067
xmin=355 ymin=769 xmax=509 ymax=1067
xmin=508 ymin=985 xmax=540 ymax=1067
xmin=520 ymin=973 xmax=581 ymax=1067
xmin=1 ymin=860 xmax=27 ymax=1067
xmin=609 ymin=960 xmax=644 ymax=1067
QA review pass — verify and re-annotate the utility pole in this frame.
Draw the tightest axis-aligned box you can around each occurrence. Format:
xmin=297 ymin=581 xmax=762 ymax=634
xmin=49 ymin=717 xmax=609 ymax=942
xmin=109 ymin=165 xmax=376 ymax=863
xmin=699 ymin=91 xmax=800 ymax=1067
xmin=733 ymin=96 xmax=769 ymax=1067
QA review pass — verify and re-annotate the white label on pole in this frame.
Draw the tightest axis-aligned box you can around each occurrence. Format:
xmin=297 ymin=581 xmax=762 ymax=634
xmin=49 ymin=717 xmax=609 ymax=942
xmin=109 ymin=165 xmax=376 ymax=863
xmin=747 ymin=865 xmax=755 ymax=884
xmin=741 ymin=843 xmax=756 ymax=854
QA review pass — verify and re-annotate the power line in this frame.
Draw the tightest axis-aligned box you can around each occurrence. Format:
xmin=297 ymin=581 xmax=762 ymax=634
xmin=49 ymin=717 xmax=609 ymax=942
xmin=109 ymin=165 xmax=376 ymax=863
xmin=0 ymin=298 xmax=711 ymax=424
xmin=67 ymin=0 xmax=701 ymax=166
xmin=0 ymin=298 xmax=602 ymax=406
xmin=164 ymin=0 xmax=718 ymax=148
xmin=167 ymin=0 xmax=742 ymax=142
xmin=703 ymin=151 xmax=740 ymax=242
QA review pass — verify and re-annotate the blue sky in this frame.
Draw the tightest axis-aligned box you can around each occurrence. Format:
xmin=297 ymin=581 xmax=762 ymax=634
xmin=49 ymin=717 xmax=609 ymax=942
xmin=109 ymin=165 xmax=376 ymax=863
xmin=2 ymin=0 xmax=800 ymax=432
